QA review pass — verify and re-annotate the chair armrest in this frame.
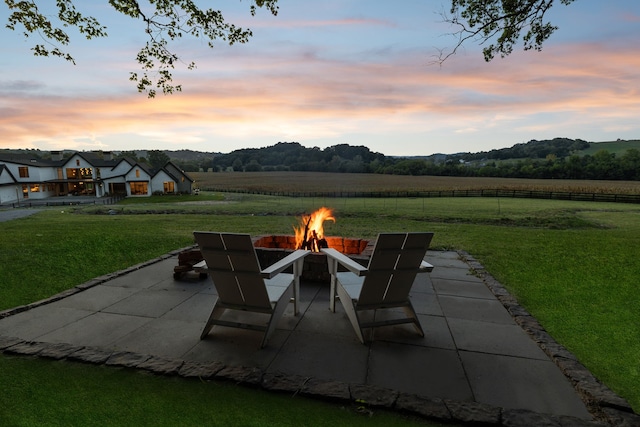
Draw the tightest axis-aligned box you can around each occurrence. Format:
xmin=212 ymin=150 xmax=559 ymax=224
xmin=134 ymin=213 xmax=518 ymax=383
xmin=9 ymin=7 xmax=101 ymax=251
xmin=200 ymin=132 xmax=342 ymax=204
xmin=419 ymin=260 xmax=434 ymax=273
xmin=321 ymin=248 xmax=368 ymax=276
xmin=261 ymin=249 xmax=310 ymax=279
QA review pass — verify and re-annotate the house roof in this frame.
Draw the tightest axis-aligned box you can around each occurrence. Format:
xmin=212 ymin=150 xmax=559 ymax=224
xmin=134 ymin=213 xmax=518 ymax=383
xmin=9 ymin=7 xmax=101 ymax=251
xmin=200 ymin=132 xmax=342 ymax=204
xmin=0 ymin=152 xmax=193 ymax=187
xmin=0 ymin=164 xmax=18 ymax=183
xmin=154 ymin=161 xmax=194 ymax=183
xmin=0 ymin=153 xmax=57 ymax=167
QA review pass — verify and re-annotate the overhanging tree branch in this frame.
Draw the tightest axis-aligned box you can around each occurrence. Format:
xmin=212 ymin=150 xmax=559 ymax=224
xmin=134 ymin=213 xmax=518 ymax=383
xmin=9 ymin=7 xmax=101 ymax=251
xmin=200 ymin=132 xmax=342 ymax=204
xmin=434 ymin=0 xmax=575 ymax=65
xmin=4 ymin=0 xmax=278 ymax=97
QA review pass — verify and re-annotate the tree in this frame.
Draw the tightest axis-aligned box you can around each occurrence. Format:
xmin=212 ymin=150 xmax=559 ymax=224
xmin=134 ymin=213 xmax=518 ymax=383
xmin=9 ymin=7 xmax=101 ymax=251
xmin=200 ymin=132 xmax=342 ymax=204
xmin=438 ymin=0 xmax=575 ymax=63
xmin=4 ymin=0 xmax=278 ymax=97
xmin=148 ymin=149 xmax=170 ymax=169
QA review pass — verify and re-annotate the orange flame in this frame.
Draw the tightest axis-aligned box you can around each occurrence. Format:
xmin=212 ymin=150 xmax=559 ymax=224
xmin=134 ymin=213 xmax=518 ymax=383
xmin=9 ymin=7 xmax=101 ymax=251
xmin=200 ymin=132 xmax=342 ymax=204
xmin=294 ymin=207 xmax=335 ymax=251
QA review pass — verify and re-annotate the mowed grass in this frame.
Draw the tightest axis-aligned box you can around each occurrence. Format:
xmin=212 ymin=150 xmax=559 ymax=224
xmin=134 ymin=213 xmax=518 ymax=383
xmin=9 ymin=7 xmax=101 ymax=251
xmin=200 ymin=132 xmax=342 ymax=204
xmin=0 ymin=355 xmax=441 ymax=427
xmin=1 ymin=188 xmax=639 ymax=421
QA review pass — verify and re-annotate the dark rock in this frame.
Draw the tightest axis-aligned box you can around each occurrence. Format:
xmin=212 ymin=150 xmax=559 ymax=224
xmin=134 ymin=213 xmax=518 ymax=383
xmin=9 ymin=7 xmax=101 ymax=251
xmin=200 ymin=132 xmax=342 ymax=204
xmin=0 ymin=335 xmax=22 ymax=350
xmin=395 ymin=394 xmax=451 ymax=421
xmin=137 ymin=356 xmax=184 ymax=375
xmin=105 ymin=351 xmax=151 ymax=368
xmin=262 ymin=373 xmax=308 ymax=393
xmin=38 ymin=342 xmax=84 ymax=360
xmin=444 ymin=399 xmax=501 ymax=425
xmin=215 ymin=365 xmax=263 ymax=386
xmin=5 ymin=341 xmax=46 ymax=355
xmin=300 ymin=378 xmax=351 ymax=402
xmin=349 ymin=383 xmax=398 ymax=408
xmin=178 ymin=360 xmax=225 ymax=379
xmin=68 ymin=347 xmax=112 ymax=364
xmin=599 ymin=407 xmax=640 ymax=427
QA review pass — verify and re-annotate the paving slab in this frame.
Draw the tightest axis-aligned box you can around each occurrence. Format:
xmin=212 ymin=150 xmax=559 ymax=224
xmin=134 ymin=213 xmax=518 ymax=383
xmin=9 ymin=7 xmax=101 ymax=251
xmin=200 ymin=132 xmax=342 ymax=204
xmin=0 ymin=249 xmax=620 ymax=425
xmin=460 ymin=351 xmax=591 ymax=417
xmin=368 ymin=341 xmax=474 ymax=401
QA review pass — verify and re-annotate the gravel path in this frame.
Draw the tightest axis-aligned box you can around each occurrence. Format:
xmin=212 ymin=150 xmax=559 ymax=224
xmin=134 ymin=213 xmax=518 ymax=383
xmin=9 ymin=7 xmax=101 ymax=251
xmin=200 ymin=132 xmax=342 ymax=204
xmin=0 ymin=209 xmax=42 ymax=222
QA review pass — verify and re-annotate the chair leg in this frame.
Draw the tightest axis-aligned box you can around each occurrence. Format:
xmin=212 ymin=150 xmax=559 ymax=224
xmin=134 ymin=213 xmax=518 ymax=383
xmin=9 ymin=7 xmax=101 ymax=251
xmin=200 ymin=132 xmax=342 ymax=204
xmin=200 ymin=300 xmax=225 ymax=340
xmin=402 ymin=301 xmax=425 ymax=337
xmin=292 ymin=259 xmax=304 ymax=316
xmin=261 ymin=285 xmax=294 ymax=348
xmin=336 ymin=283 xmax=365 ymax=344
xmin=326 ymin=257 xmax=338 ymax=312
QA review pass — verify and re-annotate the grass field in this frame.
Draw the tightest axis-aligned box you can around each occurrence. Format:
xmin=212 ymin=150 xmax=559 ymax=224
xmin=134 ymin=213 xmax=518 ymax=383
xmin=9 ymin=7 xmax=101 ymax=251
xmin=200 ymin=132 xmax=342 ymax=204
xmin=2 ymin=174 xmax=639 ymax=423
xmin=581 ymin=140 xmax=640 ymax=156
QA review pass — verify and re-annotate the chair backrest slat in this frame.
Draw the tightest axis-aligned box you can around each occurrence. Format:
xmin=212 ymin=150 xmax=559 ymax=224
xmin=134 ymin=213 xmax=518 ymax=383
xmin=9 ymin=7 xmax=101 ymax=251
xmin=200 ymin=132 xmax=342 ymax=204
xmin=358 ymin=232 xmax=434 ymax=306
xmin=194 ymin=232 xmax=271 ymax=309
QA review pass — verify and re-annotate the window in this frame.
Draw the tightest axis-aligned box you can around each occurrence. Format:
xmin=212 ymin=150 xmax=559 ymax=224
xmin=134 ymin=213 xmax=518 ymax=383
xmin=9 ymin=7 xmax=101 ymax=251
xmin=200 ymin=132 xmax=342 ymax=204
xmin=57 ymin=168 xmax=63 ymax=179
xmin=80 ymin=168 xmax=93 ymax=179
xmin=19 ymin=167 xmax=29 ymax=178
xmin=30 ymin=184 xmax=40 ymax=192
xmin=130 ymin=182 xmax=148 ymax=195
xmin=76 ymin=159 xmax=80 ymax=166
xmin=135 ymin=169 xmax=140 ymax=178
xmin=66 ymin=168 xmax=79 ymax=179
xmin=163 ymin=182 xmax=175 ymax=193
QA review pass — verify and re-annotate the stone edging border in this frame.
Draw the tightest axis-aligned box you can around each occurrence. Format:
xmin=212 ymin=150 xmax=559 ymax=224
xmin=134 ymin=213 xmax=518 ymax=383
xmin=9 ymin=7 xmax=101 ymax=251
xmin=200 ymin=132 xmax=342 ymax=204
xmin=459 ymin=250 xmax=639 ymax=427
xmin=0 ymin=248 xmax=637 ymax=426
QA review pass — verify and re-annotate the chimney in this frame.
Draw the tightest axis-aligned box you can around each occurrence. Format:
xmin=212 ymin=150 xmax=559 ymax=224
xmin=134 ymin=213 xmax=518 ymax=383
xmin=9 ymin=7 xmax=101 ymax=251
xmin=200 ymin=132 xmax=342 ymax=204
xmin=51 ymin=151 xmax=63 ymax=161
xmin=103 ymin=151 xmax=113 ymax=161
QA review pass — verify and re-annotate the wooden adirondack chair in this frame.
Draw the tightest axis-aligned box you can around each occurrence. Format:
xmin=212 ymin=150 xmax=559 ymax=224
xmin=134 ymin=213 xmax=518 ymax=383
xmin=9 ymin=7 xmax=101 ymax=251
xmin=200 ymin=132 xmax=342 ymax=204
xmin=322 ymin=232 xmax=434 ymax=343
xmin=193 ymin=232 xmax=310 ymax=348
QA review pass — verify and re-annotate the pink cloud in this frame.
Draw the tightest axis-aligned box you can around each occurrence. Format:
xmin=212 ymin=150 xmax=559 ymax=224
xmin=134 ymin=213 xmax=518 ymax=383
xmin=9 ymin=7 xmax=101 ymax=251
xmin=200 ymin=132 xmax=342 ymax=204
xmin=2 ymin=37 xmax=639 ymax=152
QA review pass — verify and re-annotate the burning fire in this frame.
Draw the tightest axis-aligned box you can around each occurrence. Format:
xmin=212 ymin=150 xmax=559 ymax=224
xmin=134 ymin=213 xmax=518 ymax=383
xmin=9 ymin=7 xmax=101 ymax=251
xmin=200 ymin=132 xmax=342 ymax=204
xmin=294 ymin=207 xmax=335 ymax=251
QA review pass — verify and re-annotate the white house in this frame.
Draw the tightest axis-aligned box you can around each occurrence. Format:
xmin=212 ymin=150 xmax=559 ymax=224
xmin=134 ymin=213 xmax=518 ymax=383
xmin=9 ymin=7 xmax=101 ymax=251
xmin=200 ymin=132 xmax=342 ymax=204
xmin=0 ymin=151 xmax=194 ymax=205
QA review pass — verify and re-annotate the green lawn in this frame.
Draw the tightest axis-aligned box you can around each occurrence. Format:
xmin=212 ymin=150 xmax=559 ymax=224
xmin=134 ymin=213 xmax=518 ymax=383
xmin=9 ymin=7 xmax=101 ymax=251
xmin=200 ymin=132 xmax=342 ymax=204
xmin=1 ymin=194 xmax=639 ymax=423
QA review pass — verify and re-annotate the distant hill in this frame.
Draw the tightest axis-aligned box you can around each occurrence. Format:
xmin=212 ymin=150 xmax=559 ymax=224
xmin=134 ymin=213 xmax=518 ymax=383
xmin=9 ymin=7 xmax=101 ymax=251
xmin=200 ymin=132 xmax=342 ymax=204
xmin=578 ymin=140 xmax=640 ymax=156
xmin=3 ymin=137 xmax=639 ymax=180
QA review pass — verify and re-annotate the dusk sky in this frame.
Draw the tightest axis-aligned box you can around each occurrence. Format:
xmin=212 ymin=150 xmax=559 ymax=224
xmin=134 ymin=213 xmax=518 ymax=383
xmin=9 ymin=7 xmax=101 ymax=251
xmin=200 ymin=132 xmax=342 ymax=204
xmin=1 ymin=1 xmax=639 ymax=157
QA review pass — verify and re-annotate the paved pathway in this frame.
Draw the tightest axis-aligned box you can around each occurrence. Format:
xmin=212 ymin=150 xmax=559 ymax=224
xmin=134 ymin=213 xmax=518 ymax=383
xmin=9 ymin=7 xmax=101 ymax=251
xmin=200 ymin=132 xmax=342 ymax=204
xmin=1 ymin=249 xmax=636 ymax=426
xmin=0 ymin=208 xmax=42 ymax=222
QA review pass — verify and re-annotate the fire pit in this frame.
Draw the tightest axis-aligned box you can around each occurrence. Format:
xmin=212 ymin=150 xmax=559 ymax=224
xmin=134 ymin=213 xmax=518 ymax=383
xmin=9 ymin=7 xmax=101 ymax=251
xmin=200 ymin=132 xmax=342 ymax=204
xmin=252 ymin=207 xmax=373 ymax=282
xmin=252 ymin=235 xmax=373 ymax=283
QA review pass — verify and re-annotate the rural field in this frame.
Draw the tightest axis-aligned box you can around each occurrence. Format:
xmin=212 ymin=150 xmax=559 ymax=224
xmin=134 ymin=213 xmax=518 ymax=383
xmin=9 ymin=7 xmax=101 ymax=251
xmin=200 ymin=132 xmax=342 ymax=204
xmin=191 ymin=171 xmax=640 ymax=194
xmin=2 ymin=172 xmax=639 ymax=424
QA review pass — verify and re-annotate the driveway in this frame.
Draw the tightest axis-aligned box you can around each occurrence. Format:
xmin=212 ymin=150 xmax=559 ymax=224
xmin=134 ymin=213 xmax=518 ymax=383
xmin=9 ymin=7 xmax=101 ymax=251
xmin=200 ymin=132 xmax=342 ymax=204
xmin=0 ymin=209 xmax=42 ymax=222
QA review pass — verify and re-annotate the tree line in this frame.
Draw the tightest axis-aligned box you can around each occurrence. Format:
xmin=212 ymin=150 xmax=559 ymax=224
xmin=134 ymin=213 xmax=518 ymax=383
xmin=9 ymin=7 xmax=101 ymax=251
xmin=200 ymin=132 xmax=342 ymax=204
xmin=172 ymin=139 xmax=640 ymax=181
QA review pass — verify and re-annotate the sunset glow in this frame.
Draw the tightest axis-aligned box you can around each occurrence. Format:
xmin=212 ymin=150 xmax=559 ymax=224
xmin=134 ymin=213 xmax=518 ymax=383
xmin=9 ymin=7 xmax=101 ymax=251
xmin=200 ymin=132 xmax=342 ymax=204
xmin=1 ymin=1 xmax=639 ymax=155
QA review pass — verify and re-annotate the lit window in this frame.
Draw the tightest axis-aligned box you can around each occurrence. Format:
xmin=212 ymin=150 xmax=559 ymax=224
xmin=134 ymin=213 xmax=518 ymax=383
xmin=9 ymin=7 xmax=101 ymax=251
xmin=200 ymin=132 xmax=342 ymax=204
xmin=136 ymin=169 xmax=140 ymax=178
xmin=19 ymin=167 xmax=29 ymax=178
xmin=163 ymin=182 xmax=175 ymax=193
xmin=130 ymin=182 xmax=148 ymax=195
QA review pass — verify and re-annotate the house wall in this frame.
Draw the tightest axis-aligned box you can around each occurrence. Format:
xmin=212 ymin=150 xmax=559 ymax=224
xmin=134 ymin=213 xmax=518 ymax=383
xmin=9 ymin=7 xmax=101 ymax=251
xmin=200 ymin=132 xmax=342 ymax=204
xmin=0 ymin=161 xmax=57 ymax=200
xmin=124 ymin=166 xmax=151 ymax=196
xmin=0 ymin=185 xmax=19 ymax=204
xmin=151 ymin=170 xmax=176 ymax=194
xmin=102 ymin=161 xmax=132 ymax=179
xmin=1 ymin=154 xmax=196 ymax=203
xmin=164 ymin=163 xmax=193 ymax=193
